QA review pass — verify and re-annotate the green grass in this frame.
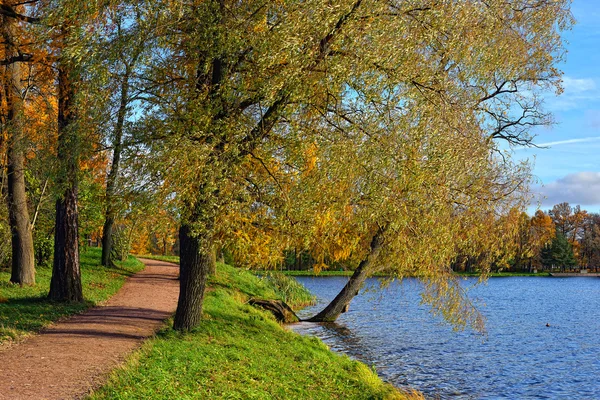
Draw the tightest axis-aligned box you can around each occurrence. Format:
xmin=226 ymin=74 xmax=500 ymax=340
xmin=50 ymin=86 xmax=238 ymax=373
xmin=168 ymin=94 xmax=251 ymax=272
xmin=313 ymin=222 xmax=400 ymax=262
xmin=259 ymin=271 xmax=316 ymax=307
xmin=283 ymin=270 xmax=553 ymax=278
xmin=280 ymin=269 xmax=356 ymax=276
xmin=280 ymin=270 xmax=388 ymax=277
xmin=134 ymin=254 xmax=180 ymax=264
xmin=89 ymin=263 xmax=419 ymax=400
xmin=136 ymin=255 xmax=316 ymax=307
xmin=456 ymin=271 xmax=551 ymax=277
xmin=0 ymin=247 xmax=144 ymax=343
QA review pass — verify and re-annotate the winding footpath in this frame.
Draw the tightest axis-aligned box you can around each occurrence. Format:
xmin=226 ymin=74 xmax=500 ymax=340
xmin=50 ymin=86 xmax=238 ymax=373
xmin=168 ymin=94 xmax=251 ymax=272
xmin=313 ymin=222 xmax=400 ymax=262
xmin=0 ymin=258 xmax=179 ymax=400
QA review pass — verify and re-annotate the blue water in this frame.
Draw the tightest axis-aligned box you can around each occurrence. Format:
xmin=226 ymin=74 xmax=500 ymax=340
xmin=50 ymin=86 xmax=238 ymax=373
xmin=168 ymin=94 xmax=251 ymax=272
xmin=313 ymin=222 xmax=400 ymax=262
xmin=290 ymin=276 xmax=600 ymax=399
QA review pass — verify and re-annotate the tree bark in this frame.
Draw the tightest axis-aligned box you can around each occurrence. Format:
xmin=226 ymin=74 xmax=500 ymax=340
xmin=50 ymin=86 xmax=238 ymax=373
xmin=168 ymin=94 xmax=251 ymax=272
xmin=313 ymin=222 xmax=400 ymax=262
xmin=101 ymin=70 xmax=129 ymax=267
xmin=49 ymin=191 xmax=82 ymax=301
xmin=2 ymin=9 xmax=35 ymax=285
xmin=49 ymin=47 xmax=83 ymax=302
xmin=7 ymin=125 xmax=35 ymax=285
xmin=306 ymin=231 xmax=384 ymax=322
xmin=248 ymin=299 xmax=299 ymax=323
xmin=173 ymin=222 xmax=215 ymax=331
xmin=101 ymin=215 xmax=115 ymax=266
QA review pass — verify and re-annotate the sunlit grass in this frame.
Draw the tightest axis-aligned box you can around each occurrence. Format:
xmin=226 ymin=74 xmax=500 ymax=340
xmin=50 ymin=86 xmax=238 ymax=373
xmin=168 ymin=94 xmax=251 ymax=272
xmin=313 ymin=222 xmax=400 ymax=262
xmin=90 ymin=263 xmax=418 ymax=399
xmin=0 ymin=247 xmax=144 ymax=343
xmin=133 ymin=254 xmax=180 ymax=264
xmin=135 ymin=255 xmax=316 ymax=307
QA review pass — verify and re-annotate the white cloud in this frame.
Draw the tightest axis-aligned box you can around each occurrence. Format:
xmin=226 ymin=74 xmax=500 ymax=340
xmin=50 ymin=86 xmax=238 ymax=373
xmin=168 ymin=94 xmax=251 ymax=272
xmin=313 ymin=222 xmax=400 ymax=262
xmin=561 ymin=77 xmax=597 ymax=93
xmin=534 ymin=136 xmax=600 ymax=148
xmin=545 ymin=76 xmax=600 ymax=112
xmin=514 ymin=136 xmax=600 ymax=151
xmin=535 ymin=172 xmax=600 ymax=206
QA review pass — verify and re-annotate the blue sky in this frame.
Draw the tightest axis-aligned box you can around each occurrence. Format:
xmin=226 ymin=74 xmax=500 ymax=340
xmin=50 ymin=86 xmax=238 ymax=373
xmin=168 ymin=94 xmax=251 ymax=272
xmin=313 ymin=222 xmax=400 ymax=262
xmin=516 ymin=1 xmax=600 ymax=214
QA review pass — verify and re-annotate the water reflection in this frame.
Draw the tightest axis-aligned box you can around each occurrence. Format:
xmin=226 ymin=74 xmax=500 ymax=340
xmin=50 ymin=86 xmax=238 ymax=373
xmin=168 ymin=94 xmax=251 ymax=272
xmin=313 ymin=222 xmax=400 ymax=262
xmin=291 ymin=276 xmax=600 ymax=399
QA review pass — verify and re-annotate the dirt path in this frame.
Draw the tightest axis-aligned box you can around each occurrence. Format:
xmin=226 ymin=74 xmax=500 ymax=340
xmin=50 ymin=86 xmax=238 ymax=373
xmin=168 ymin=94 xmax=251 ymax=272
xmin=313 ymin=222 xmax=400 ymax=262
xmin=0 ymin=258 xmax=179 ymax=400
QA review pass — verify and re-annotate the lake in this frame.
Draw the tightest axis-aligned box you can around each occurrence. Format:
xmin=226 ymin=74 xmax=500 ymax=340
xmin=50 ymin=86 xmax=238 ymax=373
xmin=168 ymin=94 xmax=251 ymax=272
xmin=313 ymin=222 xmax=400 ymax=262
xmin=290 ymin=276 xmax=600 ymax=399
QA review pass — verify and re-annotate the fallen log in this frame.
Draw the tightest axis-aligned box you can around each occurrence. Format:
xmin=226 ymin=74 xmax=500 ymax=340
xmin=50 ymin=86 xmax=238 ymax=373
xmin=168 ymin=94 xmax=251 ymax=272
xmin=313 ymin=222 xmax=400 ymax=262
xmin=248 ymin=298 xmax=300 ymax=323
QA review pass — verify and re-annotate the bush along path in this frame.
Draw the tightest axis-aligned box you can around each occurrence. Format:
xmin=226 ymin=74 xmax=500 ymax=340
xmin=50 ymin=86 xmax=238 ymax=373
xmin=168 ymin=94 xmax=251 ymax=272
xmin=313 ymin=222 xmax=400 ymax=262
xmin=0 ymin=258 xmax=179 ymax=400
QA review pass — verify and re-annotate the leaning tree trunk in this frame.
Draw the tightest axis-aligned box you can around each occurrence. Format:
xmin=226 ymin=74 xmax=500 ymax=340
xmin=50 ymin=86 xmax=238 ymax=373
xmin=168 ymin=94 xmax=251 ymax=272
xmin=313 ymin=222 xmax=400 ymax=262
xmin=49 ymin=51 xmax=83 ymax=302
xmin=2 ymin=12 xmax=35 ymax=285
xmin=173 ymin=222 xmax=215 ymax=331
xmin=306 ymin=231 xmax=384 ymax=322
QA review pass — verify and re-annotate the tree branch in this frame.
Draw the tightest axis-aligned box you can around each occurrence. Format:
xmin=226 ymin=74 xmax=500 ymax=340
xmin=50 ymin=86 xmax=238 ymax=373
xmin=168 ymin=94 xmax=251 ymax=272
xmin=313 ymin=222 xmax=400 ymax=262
xmin=0 ymin=5 xmax=40 ymax=24
xmin=0 ymin=53 xmax=33 ymax=65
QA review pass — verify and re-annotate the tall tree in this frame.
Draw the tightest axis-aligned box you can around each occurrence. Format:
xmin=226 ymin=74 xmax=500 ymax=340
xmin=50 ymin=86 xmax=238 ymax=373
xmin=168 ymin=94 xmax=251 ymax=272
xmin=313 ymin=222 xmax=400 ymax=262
xmin=529 ymin=210 xmax=556 ymax=270
xmin=137 ymin=0 xmax=571 ymax=331
xmin=100 ymin=6 xmax=148 ymax=267
xmin=48 ymin=25 xmax=82 ymax=301
xmin=511 ymin=210 xmax=555 ymax=271
xmin=1 ymin=1 xmax=39 ymax=285
xmin=541 ymin=231 xmax=577 ymax=271
xmin=578 ymin=213 xmax=600 ymax=268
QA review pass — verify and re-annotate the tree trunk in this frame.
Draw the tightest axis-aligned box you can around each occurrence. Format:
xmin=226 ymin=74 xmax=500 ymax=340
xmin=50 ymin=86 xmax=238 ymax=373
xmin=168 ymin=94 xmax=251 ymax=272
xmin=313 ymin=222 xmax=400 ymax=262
xmin=2 ymin=10 xmax=35 ymax=285
xmin=306 ymin=231 xmax=384 ymax=322
xmin=248 ymin=299 xmax=299 ymax=323
xmin=49 ymin=191 xmax=82 ymax=302
xmin=101 ymin=215 xmax=115 ymax=266
xmin=7 ymin=134 xmax=35 ymax=285
xmin=173 ymin=223 xmax=215 ymax=331
xmin=101 ymin=70 xmax=129 ymax=267
xmin=49 ymin=47 xmax=83 ymax=302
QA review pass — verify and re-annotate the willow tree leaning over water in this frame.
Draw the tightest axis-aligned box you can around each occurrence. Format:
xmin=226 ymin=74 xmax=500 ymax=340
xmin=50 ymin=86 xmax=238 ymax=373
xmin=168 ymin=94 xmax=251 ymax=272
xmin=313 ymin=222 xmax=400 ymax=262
xmin=230 ymin=97 xmax=532 ymax=329
xmin=138 ymin=0 xmax=571 ymax=331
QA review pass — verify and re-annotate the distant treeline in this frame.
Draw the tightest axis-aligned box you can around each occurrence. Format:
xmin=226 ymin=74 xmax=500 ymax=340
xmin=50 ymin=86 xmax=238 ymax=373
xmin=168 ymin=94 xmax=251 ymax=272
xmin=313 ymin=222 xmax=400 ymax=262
xmin=456 ymin=202 xmax=598 ymax=273
xmin=279 ymin=202 xmax=599 ymax=274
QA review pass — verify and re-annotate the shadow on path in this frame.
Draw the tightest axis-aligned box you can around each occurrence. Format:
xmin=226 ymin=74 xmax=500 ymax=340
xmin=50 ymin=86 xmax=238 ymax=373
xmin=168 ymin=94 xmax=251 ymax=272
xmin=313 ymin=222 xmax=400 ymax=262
xmin=0 ymin=258 xmax=180 ymax=400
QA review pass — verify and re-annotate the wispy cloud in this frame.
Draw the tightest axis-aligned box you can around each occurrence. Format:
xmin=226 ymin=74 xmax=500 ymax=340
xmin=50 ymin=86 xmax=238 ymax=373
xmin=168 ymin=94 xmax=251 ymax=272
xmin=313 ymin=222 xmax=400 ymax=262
xmin=514 ymin=136 xmax=600 ymax=150
xmin=534 ymin=136 xmax=600 ymax=147
xmin=562 ymin=77 xmax=597 ymax=93
xmin=535 ymin=172 xmax=600 ymax=207
xmin=545 ymin=76 xmax=600 ymax=112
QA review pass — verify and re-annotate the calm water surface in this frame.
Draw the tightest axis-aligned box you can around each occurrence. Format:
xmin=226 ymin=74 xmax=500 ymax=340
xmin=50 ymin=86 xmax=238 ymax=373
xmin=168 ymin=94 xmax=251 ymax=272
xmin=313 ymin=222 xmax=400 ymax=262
xmin=291 ymin=276 xmax=600 ymax=399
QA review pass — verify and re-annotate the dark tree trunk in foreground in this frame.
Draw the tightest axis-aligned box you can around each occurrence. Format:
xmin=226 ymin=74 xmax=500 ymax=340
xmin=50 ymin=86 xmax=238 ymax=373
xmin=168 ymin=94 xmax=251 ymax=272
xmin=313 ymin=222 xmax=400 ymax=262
xmin=173 ymin=223 xmax=215 ymax=331
xmin=173 ymin=224 xmax=215 ymax=331
xmin=2 ymin=12 xmax=35 ymax=285
xmin=49 ymin=53 xmax=83 ymax=302
xmin=49 ymin=190 xmax=82 ymax=301
xmin=306 ymin=231 xmax=384 ymax=322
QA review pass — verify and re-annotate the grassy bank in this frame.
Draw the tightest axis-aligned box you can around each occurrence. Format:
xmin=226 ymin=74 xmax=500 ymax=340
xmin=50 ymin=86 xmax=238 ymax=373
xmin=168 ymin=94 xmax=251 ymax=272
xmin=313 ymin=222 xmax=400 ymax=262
xmin=283 ymin=270 xmax=552 ymax=278
xmin=456 ymin=271 xmax=551 ymax=277
xmin=134 ymin=255 xmax=316 ymax=306
xmin=134 ymin=254 xmax=180 ymax=264
xmin=0 ymin=247 xmax=144 ymax=343
xmin=90 ymin=263 xmax=420 ymax=399
xmin=136 ymin=257 xmax=550 ymax=278
xmin=281 ymin=269 xmax=356 ymax=276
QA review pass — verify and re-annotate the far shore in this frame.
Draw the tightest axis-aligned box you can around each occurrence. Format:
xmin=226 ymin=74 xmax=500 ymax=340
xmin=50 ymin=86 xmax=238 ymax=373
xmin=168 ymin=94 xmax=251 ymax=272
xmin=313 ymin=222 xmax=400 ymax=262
xmin=277 ymin=270 xmax=554 ymax=278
